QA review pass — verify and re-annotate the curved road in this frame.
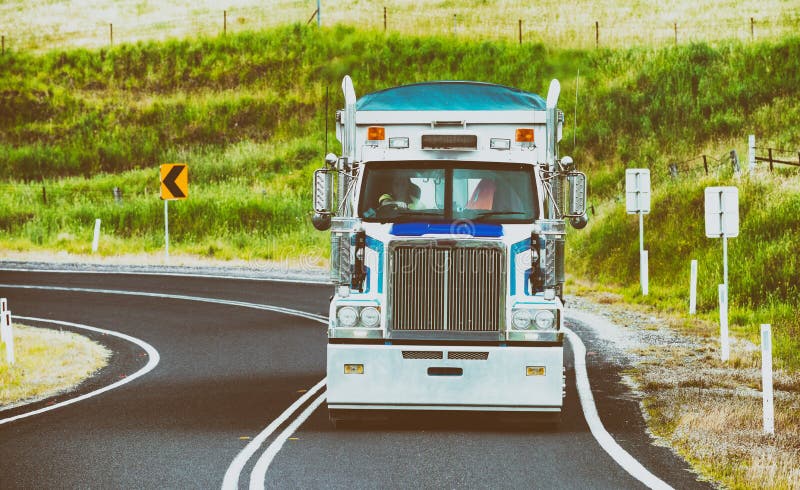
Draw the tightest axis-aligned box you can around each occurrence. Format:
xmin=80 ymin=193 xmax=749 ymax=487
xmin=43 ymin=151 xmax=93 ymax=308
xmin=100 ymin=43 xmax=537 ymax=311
xmin=0 ymin=270 xmax=712 ymax=489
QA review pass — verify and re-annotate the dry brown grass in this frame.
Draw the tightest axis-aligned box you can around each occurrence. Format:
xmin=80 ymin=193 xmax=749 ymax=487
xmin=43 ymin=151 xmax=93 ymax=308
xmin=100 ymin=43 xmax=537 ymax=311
xmin=570 ymin=284 xmax=800 ymax=488
xmin=634 ymin=332 xmax=800 ymax=489
xmin=0 ymin=324 xmax=109 ymax=410
xmin=1 ymin=0 xmax=798 ymax=51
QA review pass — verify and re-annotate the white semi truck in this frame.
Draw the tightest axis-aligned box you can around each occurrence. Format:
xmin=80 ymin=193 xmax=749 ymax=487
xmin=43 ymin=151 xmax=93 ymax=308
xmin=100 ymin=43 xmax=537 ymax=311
xmin=312 ymin=76 xmax=588 ymax=426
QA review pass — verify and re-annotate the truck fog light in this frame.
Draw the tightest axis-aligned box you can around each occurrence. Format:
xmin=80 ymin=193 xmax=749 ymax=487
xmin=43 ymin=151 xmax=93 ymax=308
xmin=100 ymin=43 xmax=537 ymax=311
xmin=512 ymin=309 xmax=533 ymax=330
xmin=526 ymin=366 xmax=546 ymax=376
xmin=360 ymin=306 xmax=380 ymax=328
xmin=344 ymin=364 xmax=364 ymax=374
xmin=534 ymin=310 xmax=556 ymax=330
xmin=337 ymin=307 xmax=358 ymax=328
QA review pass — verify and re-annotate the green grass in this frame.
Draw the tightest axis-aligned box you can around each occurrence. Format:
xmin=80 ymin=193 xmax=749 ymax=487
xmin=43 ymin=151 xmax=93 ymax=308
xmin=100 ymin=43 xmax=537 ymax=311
xmin=0 ymin=24 xmax=799 ymax=367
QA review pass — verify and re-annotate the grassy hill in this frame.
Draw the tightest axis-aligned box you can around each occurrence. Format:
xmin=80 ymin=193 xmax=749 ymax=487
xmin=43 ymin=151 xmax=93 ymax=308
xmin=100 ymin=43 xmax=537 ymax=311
xmin=2 ymin=27 xmax=799 ymax=346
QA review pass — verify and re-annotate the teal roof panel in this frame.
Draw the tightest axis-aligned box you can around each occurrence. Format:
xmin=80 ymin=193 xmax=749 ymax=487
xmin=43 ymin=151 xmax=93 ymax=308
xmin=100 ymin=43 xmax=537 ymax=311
xmin=356 ymin=82 xmax=546 ymax=112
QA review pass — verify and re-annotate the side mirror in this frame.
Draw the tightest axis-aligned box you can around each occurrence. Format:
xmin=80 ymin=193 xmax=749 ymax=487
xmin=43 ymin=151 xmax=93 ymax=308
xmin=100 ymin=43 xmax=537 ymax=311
xmin=566 ymin=172 xmax=586 ymax=217
xmin=312 ymin=167 xmax=334 ymax=231
xmin=314 ymin=168 xmax=333 ymax=214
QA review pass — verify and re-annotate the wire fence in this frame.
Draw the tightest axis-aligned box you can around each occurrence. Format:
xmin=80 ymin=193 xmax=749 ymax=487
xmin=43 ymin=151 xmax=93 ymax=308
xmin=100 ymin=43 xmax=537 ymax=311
xmin=754 ymin=146 xmax=800 ymax=172
xmin=1 ymin=5 xmax=799 ymax=54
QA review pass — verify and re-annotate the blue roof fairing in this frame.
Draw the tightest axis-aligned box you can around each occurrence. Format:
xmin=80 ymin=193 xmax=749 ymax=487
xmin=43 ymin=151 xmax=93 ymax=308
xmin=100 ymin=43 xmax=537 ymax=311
xmin=356 ymin=82 xmax=546 ymax=112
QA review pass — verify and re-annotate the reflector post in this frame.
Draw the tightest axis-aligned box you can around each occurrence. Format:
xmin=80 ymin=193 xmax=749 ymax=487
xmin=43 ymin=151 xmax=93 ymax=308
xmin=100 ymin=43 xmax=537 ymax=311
xmin=367 ymin=126 xmax=385 ymax=141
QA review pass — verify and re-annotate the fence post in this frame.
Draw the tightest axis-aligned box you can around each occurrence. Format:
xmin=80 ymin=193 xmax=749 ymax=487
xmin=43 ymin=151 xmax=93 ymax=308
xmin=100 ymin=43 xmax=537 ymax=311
xmin=703 ymin=155 xmax=709 ymax=175
xmin=748 ymin=134 xmax=756 ymax=172
xmin=224 ymin=10 xmax=227 ymax=35
xmin=768 ymin=148 xmax=773 ymax=172
xmin=2 ymin=36 xmax=4 ymax=55
xmin=595 ymin=21 xmax=599 ymax=48
xmin=519 ymin=19 xmax=522 ymax=44
xmin=730 ymin=149 xmax=740 ymax=174
xmin=384 ymin=7 xmax=387 ymax=32
xmin=674 ymin=23 xmax=678 ymax=45
xmin=751 ymin=17 xmax=755 ymax=40
xmin=42 ymin=185 xmax=47 ymax=205
xmin=110 ymin=23 xmax=113 ymax=46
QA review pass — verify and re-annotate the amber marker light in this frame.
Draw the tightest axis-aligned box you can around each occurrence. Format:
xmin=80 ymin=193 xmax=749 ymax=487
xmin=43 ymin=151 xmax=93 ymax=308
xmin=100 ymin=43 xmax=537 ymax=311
xmin=367 ymin=126 xmax=386 ymax=141
xmin=515 ymin=128 xmax=534 ymax=143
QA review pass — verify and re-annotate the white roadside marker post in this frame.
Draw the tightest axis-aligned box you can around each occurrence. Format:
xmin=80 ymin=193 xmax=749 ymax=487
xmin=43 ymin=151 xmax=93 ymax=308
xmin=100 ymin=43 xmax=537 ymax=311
xmin=704 ymin=186 xmax=738 ymax=362
xmin=625 ymin=169 xmax=651 ymax=296
xmin=92 ymin=218 xmax=101 ymax=253
xmin=0 ymin=298 xmax=7 ymax=343
xmin=2 ymin=310 xmax=13 ymax=365
xmin=689 ymin=259 xmax=698 ymax=315
xmin=761 ymin=324 xmax=775 ymax=435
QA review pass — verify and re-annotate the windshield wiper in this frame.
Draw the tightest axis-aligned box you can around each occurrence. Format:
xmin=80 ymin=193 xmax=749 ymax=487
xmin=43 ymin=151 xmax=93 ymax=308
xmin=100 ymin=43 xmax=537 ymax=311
xmin=472 ymin=211 xmax=526 ymax=221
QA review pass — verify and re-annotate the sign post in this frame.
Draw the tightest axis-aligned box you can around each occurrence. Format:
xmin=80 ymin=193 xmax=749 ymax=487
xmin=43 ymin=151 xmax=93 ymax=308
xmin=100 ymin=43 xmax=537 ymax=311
xmin=160 ymin=164 xmax=189 ymax=260
xmin=705 ymin=186 xmax=739 ymax=362
xmin=625 ymin=169 xmax=651 ymax=295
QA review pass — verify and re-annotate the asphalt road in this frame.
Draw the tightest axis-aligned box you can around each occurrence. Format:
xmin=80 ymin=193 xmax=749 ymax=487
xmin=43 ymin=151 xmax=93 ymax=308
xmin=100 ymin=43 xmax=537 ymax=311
xmin=0 ymin=270 xmax=713 ymax=489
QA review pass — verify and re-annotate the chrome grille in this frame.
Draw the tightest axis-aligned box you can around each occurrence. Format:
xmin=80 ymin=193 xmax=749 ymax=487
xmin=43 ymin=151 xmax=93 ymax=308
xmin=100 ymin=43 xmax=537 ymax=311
xmin=389 ymin=243 xmax=505 ymax=332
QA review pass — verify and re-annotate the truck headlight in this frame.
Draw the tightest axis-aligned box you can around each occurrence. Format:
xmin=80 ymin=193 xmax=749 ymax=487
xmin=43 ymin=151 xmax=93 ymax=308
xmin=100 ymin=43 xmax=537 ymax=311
xmin=511 ymin=309 xmax=533 ymax=330
xmin=336 ymin=306 xmax=358 ymax=328
xmin=359 ymin=307 xmax=381 ymax=328
xmin=534 ymin=310 xmax=556 ymax=330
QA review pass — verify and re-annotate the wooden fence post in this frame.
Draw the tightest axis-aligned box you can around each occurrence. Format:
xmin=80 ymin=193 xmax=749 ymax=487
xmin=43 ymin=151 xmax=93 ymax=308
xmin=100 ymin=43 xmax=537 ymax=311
xmin=1 ymin=36 xmax=4 ymax=55
xmin=595 ymin=21 xmax=599 ymax=48
xmin=674 ymin=23 xmax=678 ymax=45
xmin=751 ymin=17 xmax=754 ymax=40
xmin=519 ymin=19 xmax=522 ymax=44
xmin=224 ymin=10 xmax=227 ymax=35
xmin=703 ymin=155 xmax=708 ymax=175
xmin=42 ymin=186 xmax=47 ymax=205
xmin=384 ymin=7 xmax=387 ymax=32
xmin=768 ymin=148 xmax=773 ymax=172
xmin=110 ymin=23 xmax=113 ymax=46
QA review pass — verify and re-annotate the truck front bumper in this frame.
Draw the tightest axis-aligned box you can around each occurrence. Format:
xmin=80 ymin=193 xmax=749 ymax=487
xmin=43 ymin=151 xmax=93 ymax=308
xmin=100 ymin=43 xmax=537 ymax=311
xmin=327 ymin=343 xmax=564 ymax=412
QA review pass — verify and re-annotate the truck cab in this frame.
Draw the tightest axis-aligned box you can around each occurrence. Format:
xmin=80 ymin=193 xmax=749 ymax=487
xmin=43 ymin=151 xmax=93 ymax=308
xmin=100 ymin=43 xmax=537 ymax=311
xmin=312 ymin=77 xmax=587 ymax=425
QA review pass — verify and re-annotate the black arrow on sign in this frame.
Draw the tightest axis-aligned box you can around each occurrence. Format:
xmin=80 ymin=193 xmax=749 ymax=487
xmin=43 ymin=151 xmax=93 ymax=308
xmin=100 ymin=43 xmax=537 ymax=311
xmin=163 ymin=165 xmax=186 ymax=198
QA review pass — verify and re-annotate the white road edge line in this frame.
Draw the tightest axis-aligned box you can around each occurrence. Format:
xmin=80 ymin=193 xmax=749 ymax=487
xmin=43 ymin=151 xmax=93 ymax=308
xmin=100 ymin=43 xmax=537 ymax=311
xmin=0 ymin=267 xmax=330 ymax=286
xmin=0 ymin=282 xmax=329 ymax=486
xmin=0 ymin=316 xmax=160 ymax=426
xmin=562 ymin=325 xmax=673 ymax=490
xmin=249 ymin=390 xmax=328 ymax=490
xmin=0 ymin=284 xmax=329 ymax=324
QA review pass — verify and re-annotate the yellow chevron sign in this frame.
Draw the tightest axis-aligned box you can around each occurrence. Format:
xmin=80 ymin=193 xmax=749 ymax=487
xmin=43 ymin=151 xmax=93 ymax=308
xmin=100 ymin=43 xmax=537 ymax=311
xmin=160 ymin=163 xmax=188 ymax=200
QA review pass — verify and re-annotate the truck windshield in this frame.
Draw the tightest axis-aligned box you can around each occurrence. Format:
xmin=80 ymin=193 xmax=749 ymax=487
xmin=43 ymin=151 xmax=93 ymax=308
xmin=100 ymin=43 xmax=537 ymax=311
xmin=359 ymin=162 xmax=538 ymax=223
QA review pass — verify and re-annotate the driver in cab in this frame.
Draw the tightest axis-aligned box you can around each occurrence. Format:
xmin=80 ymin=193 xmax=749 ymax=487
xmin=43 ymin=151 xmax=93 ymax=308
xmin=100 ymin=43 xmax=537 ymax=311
xmin=378 ymin=178 xmax=421 ymax=210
